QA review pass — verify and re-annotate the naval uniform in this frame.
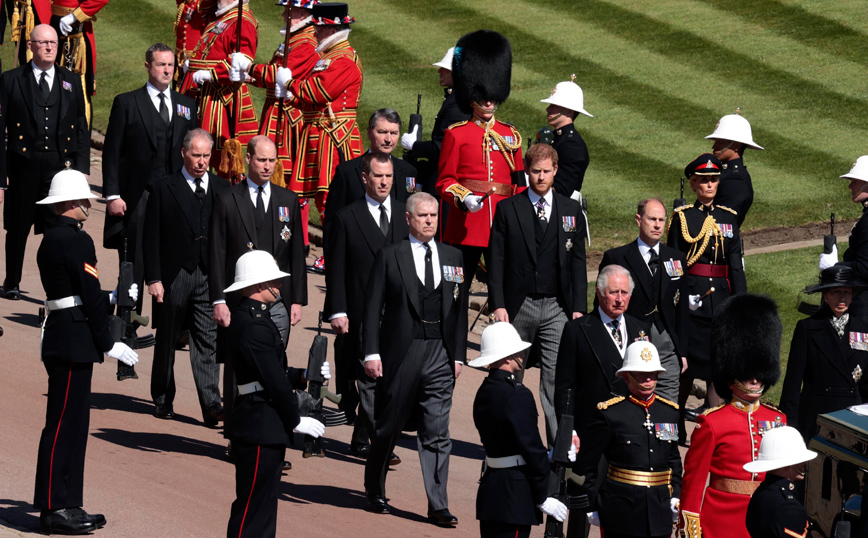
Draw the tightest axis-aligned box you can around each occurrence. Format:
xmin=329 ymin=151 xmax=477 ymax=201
xmin=679 ymin=398 xmax=787 ymax=538
xmin=225 ymin=297 xmax=304 ymax=538
xmin=843 ymin=206 xmax=868 ymax=318
xmin=714 ymin=158 xmax=753 ymax=228
xmin=34 ymin=215 xmax=114 ymax=511
xmin=572 ymin=394 xmax=682 ymax=538
xmin=473 ymin=369 xmax=553 ymax=538
xmin=745 ymin=475 xmax=812 ymax=538
xmin=551 ymin=123 xmax=589 ymax=196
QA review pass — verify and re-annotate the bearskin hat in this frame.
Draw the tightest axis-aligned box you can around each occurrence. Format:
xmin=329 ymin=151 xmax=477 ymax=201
xmin=711 ymin=294 xmax=782 ymax=400
xmin=452 ymin=30 xmax=512 ymax=115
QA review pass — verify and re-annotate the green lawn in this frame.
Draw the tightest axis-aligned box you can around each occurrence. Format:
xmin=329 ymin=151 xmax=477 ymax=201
xmin=2 ymin=0 xmax=866 ymax=246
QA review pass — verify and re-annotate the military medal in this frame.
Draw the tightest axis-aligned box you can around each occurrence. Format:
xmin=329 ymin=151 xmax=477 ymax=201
xmin=453 ymin=284 xmax=459 ymax=300
xmin=246 ymin=242 xmax=254 ymax=251
xmin=176 ymin=104 xmax=191 ymax=120
xmin=655 ymin=423 xmax=678 ymax=442
xmin=664 ymin=259 xmax=683 ymax=277
xmin=184 ymin=6 xmax=194 ymax=21
xmin=673 ymin=289 xmax=681 ymax=306
xmin=278 ymin=206 xmax=291 ymax=222
xmin=854 ymin=365 xmax=863 ymax=382
xmin=565 ymin=239 xmax=573 ymax=252
xmin=406 ymin=177 xmax=416 ymax=193
xmin=719 ymin=223 xmax=733 ymax=238
xmin=62 ymin=81 xmax=72 ymax=92
xmin=212 ymin=21 xmax=226 ymax=34
xmin=634 ymin=330 xmax=649 ymax=342
xmin=757 ymin=418 xmax=784 ymax=435
xmin=850 ymin=332 xmax=868 ymax=351
xmin=562 ymin=216 xmax=577 ymax=232
xmin=280 ymin=225 xmax=291 ymax=242
xmin=313 ymin=59 xmax=331 ymax=72
xmin=442 ymin=266 xmax=464 ymax=284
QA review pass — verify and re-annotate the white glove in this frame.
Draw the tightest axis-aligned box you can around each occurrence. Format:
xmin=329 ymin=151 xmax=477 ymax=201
xmin=570 ymin=190 xmax=581 ymax=202
xmin=128 ymin=283 xmax=139 ymax=302
xmin=106 ymin=342 xmax=138 ymax=366
xmin=228 ymin=67 xmax=249 ymax=83
xmin=464 ymin=195 xmax=484 ymax=213
xmin=294 ymin=416 xmax=325 ymax=438
xmin=183 ymin=59 xmax=190 ymax=74
xmin=321 ymin=361 xmax=331 ymax=380
xmin=192 ymin=70 xmax=211 ymax=86
xmin=274 ymin=83 xmax=290 ymax=99
xmin=567 ymin=440 xmax=577 ymax=463
xmin=275 ymin=67 xmax=292 ymax=93
xmin=230 ymin=52 xmax=252 ymax=74
xmin=688 ymin=294 xmax=703 ymax=311
xmin=538 ymin=498 xmax=568 ymax=522
xmin=819 ymin=244 xmax=838 ymax=270
xmin=670 ymin=498 xmax=679 ymax=522
xmin=59 ymin=13 xmax=76 ymax=36
xmin=401 ymin=124 xmax=419 ymax=151
xmin=587 ymin=511 xmax=601 ymax=527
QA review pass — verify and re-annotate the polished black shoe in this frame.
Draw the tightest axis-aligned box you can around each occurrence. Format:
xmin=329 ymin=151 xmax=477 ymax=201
xmin=685 ymin=404 xmax=709 ymax=423
xmin=349 ymin=443 xmax=370 ymax=458
xmin=428 ymin=508 xmax=458 ymax=527
xmin=39 ymin=508 xmax=96 ymax=535
xmin=203 ymin=404 xmax=224 ymax=427
xmin=68 ymin=508 xmax=106 ymax=529
xmin=366 ymin=495 xmax=390 ymax=514
xmin=4 ymin=287 xmax=20 ymax=300
xmin=389 ymin=452 xmax=402 ymax=466
xmin=154 ymin=403 xmax=175 ymax=419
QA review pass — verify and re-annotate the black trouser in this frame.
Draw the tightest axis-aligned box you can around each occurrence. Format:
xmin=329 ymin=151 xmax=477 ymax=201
xmin=226 ymin=442 xmax=285 ymax=538
xmin=33 ymin=358 xmax=93 ymax=510
xmin=480 ymin=520 xmax=531 ymax=538
xmin=4 ymin=150 xmax=62 ymax=290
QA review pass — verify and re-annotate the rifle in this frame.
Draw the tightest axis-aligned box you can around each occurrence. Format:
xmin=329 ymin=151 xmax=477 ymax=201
xmin=824 ymin=212 xmax=837 ymax=256
xmin=544 ymin=389 xmax=589 ymax=538
xmin=674 ymin=176 xmax=686 ymax=210
xmin=536 ymin=126 xmax=554 ymax=146
xmin=109 ymin=239 xmax=155 ymax=380
xmin=407 ymin=93 xmax=422 ymax=147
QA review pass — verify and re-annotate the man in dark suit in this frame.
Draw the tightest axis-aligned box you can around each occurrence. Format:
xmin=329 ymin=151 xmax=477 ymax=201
xmin=554 ymin=264 xmax=650 ymax=538
xmin=144 ymin=129 xmax=229 ymax=423
xmin=598 ymin=198 xmax=689 ymax=402
xmin=539 ymin=76 xmax=592 ymax=197
xmin=103 ymin=42 xmax=198 ymax=312
xmin=362 ymin=192 xmax=468 ymax=526
xmin=1 ymin=24 xmax=90 ymax=300
xmin=325 ymin=152 xmax=409 ymax=457
xmin=488 ymin=143 xmax=587 ymax=446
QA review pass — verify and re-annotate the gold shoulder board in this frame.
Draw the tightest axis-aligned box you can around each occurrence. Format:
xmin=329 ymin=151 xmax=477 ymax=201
xmin=701 ymin=403 xmax=726 ymax=416
xmin=447 ymin=120 xmax=468 ymax=130
xmin=657 ymin=396 xmax=679 ymax=410
xmin=716 ymin=205 xmax=738 ymax=215
xmin=597 ymin=396 xmax=625 ymax=410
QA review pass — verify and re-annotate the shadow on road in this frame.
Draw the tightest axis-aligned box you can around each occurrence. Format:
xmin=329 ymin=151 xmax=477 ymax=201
xmin=278 ymin=483 xmax=430 ymax=524
xmin=0 ymin=498 xmax=39 ymax=533
xmin=395 ymin=435 xmax=484 ymax=461
xmin=90 ymin=392 xmax=205 ymax=427
xmin=4 ymin=311 xmax=41 ymax=328
xmin=92 ymin=428 xmax=227 ymax=461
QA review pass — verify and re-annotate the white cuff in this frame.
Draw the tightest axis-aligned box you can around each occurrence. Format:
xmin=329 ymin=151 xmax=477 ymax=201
xmin=213 ymin=299 xmax=227 ymax=305
xmin=106 ymin=195 xmax=120 ymax=200
xmin=364 ymin=354 xmax=381 ymax=362
xmin=329 ymin=312 xmax=347 ymax=320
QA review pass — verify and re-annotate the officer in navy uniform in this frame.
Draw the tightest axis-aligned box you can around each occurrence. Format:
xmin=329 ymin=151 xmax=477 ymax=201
xmin=539 ymin=75 xmax=592 ymax=198
xmin=224 ymin=250 xmax=325 ymax=538
xmin=574 ymin=342 xmax=682 ymax=538
xmin=33 ymin=169 xmax=138 ymax=535
xmin=744 ymin=426 xmax=817 ymax=538
xmin=470 ymin=322 xmax=568 ymax=538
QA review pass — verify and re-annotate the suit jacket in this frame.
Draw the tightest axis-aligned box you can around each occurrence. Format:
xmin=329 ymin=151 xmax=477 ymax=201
xmin=554 ymin=310 xmax=651 ymax=435
xmin=102 ymin=85 xmax=198 ymax=249
xmin=362 ymin=239 xmax=468 ymax=382
xmin=551 ymin=123 xmax=589 ymax=196
xmin=209 ymin=181 xmax=307 ymax=307
xmin=598 ymin=240 xmax=689 ymax=357
xmin=0 ymin=62 xmax=90 ymax=184
xmin=143 ymin=171 xmax=230 ymax=287
xmin=488 ymin=190 xmax=587 ymax=321
xmin=324 ymin=198 xmax=409 ymax=321
xmin=780 ymin=312 xmax=868 ymax=441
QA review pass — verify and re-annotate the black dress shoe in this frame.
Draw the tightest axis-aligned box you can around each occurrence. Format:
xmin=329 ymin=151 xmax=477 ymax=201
xmin=203 ymin=404 xmax=224 ymax=427
xmin=428 ymin=508 xmax=458 ymax=527
xmin=349 ymin=443 xmax=370 ymax=458
xmin=68 ymin=508 xmax=106 ymax=529
xmin=154 ymin=403 xmax=175 ymax=419
xmin=40 ymin=508 xmax=96 ymax=535
xmin=366 ymin=495 xmax=390 ymax=514
xmin=4 ymin=287 xmax=20 ymax=300
xmin=685 ymin=404 xmax=709 ymax=423
xmin=389 ymin=452 xmax=401 ymax=466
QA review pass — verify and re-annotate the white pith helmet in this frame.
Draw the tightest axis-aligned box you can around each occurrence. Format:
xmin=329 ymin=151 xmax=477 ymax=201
xmin=468 ymin=322 xmax=531 ymax=368
xmin=615 ymin=341 xmax=666 ymax=375
xmin=433 ymin=47 xmax=454 ymax=70
xmin=742 ymin=426 xmax=817 ymax=473
xmin=36 ymin=169 xmax=98 ymax=205
xmin=224 ymin=250 xmax=291 ymax=293
xmin=840 ymin=156 xmax=868 ymax=183
xmin=540 ymin=75 xmax=592 ymax=118
xmin=705 ymin=111 xmax=763 ymax=150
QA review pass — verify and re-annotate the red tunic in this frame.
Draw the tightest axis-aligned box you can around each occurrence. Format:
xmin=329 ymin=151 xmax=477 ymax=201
xmin=50 ymin=0 xmax=108 ymax=100
xmin=436 ymin=117 xmax=524 ymax=247
xmin=249 ymin=26 xmax=319 ymax=189
xmin=679 ymin=399 xmax=787 ymax=538
xmin=174 ymin=0 xmax=206 ymax=69
xmin=180 ymin=5 xmax=259 ymax=173
xmin=286 ymin=37 xmax=363 ymax=209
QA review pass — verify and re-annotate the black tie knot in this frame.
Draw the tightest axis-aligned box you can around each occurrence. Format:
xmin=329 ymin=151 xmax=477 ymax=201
xmin=194 ymin=177 xmax=205 ymax=200
xmin=648 ymin=248 xmax=659 ymax=276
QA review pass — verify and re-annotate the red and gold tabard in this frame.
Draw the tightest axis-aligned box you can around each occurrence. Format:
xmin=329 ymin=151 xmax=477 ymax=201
xmin=436 ymin=116 xmax=523 ymax=247
xmin=286 ymin=36 xmax=363 ymax=214
xmin=173 ymin=0 xmax=207 ymax=71
xmin=180 ymin=5 xmax=259 ymax=173
xmin=249 ymin=25 xmax=319 ymax=189
xmin=679 ymin=398 xmax=787 ymax=538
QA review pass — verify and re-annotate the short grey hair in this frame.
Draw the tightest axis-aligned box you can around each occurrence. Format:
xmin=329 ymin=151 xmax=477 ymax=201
xmin=368 ymin=108 xmax=402 ymax=131
xmin=596 ymin=265 xmax=635 ymax=295
xmin=406 ymin=192 xmax=437 ymax=215
xmin=183 ymin=128 xmax=213 ymax=150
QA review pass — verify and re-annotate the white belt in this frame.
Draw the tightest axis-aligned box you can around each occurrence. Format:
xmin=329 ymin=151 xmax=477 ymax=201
xmin=238 ymin=381 xmax=264 ymax=395
xmin=485 ymin=455 xmax=527 ymax=469
xmin=45 ymin=295 xmax=83 ymax=311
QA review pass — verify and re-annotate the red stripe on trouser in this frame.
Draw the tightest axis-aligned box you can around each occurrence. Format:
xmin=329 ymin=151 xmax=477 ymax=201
xmin=237 ymin=445 xmax=260 ymax=538
xmin=514 ymin=528 xmax=519 ymax=538
xmin=47 ymin=366 xmax=73 ymax=510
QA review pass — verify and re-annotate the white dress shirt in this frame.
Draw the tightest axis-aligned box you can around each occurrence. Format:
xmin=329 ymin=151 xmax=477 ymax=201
xmin=246 ymin=177 xmax=271 ymax=209
xmin=527 ymin=189 xmax=553 ymax=221
xmin=32 ymin=64 xmax=55 ymax=91
xmin=365 ymin=193 xmax=391 ymax=225
xmin=599 ymin=310 xmax=627 ymax=358
xmin=181 ymin=167 xmax=208 ymax=193
xmin=637 ymin=237 xmax=659 ymax=275
xmin=146 ymin=82 xmax=173 ymax=117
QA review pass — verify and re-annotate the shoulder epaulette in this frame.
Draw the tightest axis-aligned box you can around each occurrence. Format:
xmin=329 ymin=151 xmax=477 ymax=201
xmin=597 ymin=396 xmax=625 ymax=410
xmin=447 ymin=120 xmax=468 ymax=130
xmin=673 ymin=205 xmax=691 ymax=213
xmin=500 ymin=120 xmax=516 ymax=128
xmin=701 ymin=403 xmax=726 ymax=416
xmin=656 ymin=396 xmax=679 ymax=410
xmin=762 ymin=402 xmax=783 ymax=413
xmin=716 ymin=205 xmax=738 ymax=215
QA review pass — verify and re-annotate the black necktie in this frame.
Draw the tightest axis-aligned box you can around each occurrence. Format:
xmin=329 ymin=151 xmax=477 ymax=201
xmin=39 ymin=72 xmax=49 ymax=99
xmin=424 ymin=242 xmax=434 ymax=292
xmin=255 ymin=186 xmax=265 ymax=229
xmin=378 ymin=204 xmax=388 ymax=237
xmin=609 ymin=320 xmax=623 ymax=349
xmin=194 ymin=177 xmax=205 ymax=201
xmin=158 ymin=93 xmax=170 ymax=126
xmin=648 ymin=248 xmax=659 ymax=276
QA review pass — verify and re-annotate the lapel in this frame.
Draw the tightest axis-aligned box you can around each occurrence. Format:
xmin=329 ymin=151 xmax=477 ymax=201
xmin=396 ymin=240 xmax=422 ymax=318
xmin=57 ymin=70 xmax=70 ymax=124
xmin=232 ymin=182 xmax=257 ymax=245
xmin=812 ymin=320 xmax=856 ymax=383
xmin=134 ymin=85 xmax=158 ymax=150
xmin=582 ymin=313 xmax=623 ymax=383
xmin=352 ymin=202 xmax=385 ymax=255
xmin=547 ymin=194 xmax=560 ymax=249
xmin=438 ymin=243 xmax=455 ymax=321
xmin=626 ymin=241 xmax=654 ymax=302
xmin=21 ymin=65 xmax=39 ymax=123
xmin=167 ymin=173 xmax=199 ymax=233
xmin=269 ymin=188 xmax=285 ymax=253
xmin=516 ymin=193 xmax=537 ymax=261
xmin=169 ymin=91 xmax=187 ymax=148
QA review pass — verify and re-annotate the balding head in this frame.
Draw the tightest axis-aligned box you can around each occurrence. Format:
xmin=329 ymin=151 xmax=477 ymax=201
xmin=29 ymin=25 xmax=58 ymax=70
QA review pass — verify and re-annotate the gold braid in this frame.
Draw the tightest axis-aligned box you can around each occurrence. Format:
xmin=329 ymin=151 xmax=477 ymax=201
xmin=678 ymin=212 xmax=724 ymax=266
xmin=482 ymin=125 xmax=523 ymax=172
